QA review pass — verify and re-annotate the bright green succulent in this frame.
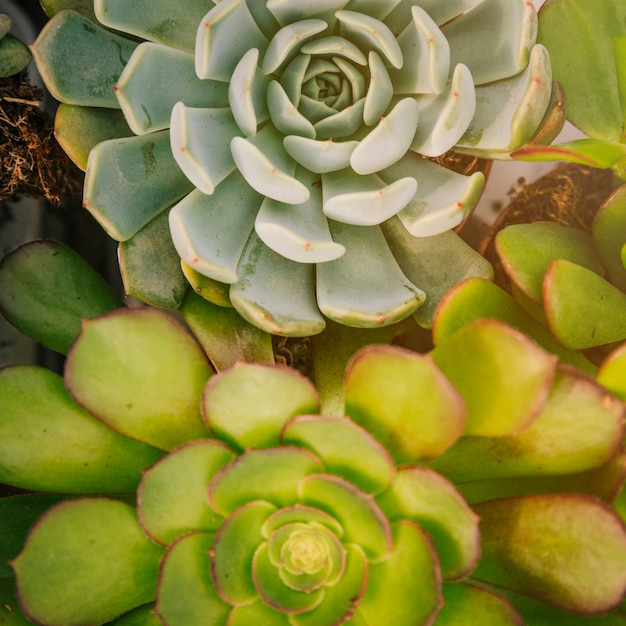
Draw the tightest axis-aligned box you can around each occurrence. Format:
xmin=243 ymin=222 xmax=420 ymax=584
xmin=30 ymin=0 xmax=560 ymax=336
xmin=2 ymin=241 xmax=626 ymax=626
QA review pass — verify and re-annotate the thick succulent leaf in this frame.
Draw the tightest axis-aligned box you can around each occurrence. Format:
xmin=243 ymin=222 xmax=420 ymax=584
xmin=0 ymin=13 xmax=11 ymax=39
xmin=355 ymin=521 xmax=442 ymax=626
xmin=0 ymin=577 xmax=32 ymax=625
xmin=209 ymin=447 xmax=322 ymax=515
xmin=473 ymin=494 xmax=626 ymax=615
xmin=54 ymin=103 xmax=133 ymax=170
xmin=169 ymin=104 xmax=239 ymax=196
xmin=0 ymin=494 xmax=79 ymax=578
xmin=196 ymin=0 xmax=269 ymax=81
xmin=65 ymin=309 xmax=212 ymax=451
xmin=268 ymin=0 xmax=347 ymax=28
xmin=203 ymin=362 xmax=318 ymax=450
xmin=456 ymin=44 xmax=552 ymax=155
xmin=267 ymin=81 xmax=316 ymax=138
xmin=181 ymin=261 xmax=233 ymax=307
xmin=0 ymin=33 xmax=32 ymax=77
xmin=281 ymin=415 xmax=396 ymax=494
xmin=95 ymin=0 xmax=210 ymax=53
xmin=377 ymin=467 xmax=480 ymax=581
xmin=32 ymin=10 xmax=137 ymax=107
xmin=544 ymin=260 xmax=626 ymax=349
xmin=382 ymin=221 xmax=493 ymax=328
xmin=118 ymin=211 xmax=188 ymax=309
xmin=255 ymin=169 xmax=346 ymax=263
xmin=116 ymin=43 xmax=228 ymax=135
xmin=137 ymin=441 xmax=235 ymax=545
xmin=107 ymin=604 xmax=162 ymax=626
xmin=430 ymin=319 xmax=556 ymax=437
xmin=593 ymin=184 xmax=626 ymax=291
xmin=291 ymin=544 xmax=368 ymax=626
xmin=383 ymin=0 xmax=481 ymax=32
xmin=430 ymin=365 xmax=624 ymax=483
xmin=316 ymin=221 xmax=425 ymax=328
xmin=230 ymin=232 xmax=326 ymax=336
xmin=598 ymin=343 xmax=626 ymax=401
xmin=169 ymin=176 xmax=260 ymax=285
xmin=40 ymin=0 xmax=97 ymax=19
xmin=389 ymin=6 xmax=450 ymax=95
xmin=179 ymin=291 xmax=274 ymax=372
xmin=435 ymin=583 xmax=524 ymax=626
xmin=0 ymin=366 xmax=163 ymax=493
xmin=0 ymin=240 xmax=122 ymax=355
xmin=441 ymin=0 xmax=537 ymax=85
xmin=212 ymin=500 xmax=276 ymax=606
xmin=84 ymin=131 xmax=194 ymax=241
xmin=432 ymin=277 xmax=596 ymax=374
xmin=495 ymin=222 xmax=605 ymax=304
xmin=345 ymin=345 xmax=465 ymax=462
xmin=155 ymin=532 xmax=230 ymax=626
xmin=538 ymin=0 xmax=626 ymax=142
xmin=13 ymin=499 xmax=164 ymax=626
xmin=380 ymin=156 xmax=484 ymax=237
xmin=227 ymin=602 xmax=291 ymax=626
xmin=298 ymin=474 xmax=392 ymax=561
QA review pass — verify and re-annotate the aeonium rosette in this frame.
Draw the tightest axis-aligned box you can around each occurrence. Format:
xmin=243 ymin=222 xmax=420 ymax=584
xmin=32 ymin=0 xmax=556 ymax=335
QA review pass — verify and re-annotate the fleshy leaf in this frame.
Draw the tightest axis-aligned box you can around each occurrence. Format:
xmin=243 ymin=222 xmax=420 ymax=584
xmin=137 ymin=440 xmax=235 ymax=545
xmin=431 ymin=365 xmax=624 ymax=482
xmin=473 ymin=494 xmax=626 ymax=614
xmin=345 ymin=345 xmax=465 ymax=462
xmin=316 ymin=221 xmax=425 ymax=328
xmin=363 ymin=51 xmax=394 ymax=125
xmin=593 ymin=184 xmax=626 ymax=291
xmin=213 ymin=501 xmax=276 ymax=605
xmin=377 ymin=467 xmax=480 ymax=581
xmin=13 ymin=499 xmax=164 ymax=626
xmin=0 ymin=33 xmax=32 ymax=78
xmin=203 ymin=362 xmax=318 ymax=450
xmin=179 ymin=291 xmax=275 ymax=372
xmin=84 ymin=130 xmax=194 ymax=241
xmin=32 ymin=10 xmax=137 ymax=107
xmin=0 ymin=240 xmax=122 ymax=355
xmin=155 ymin=532 xmax=230 ymax=626
xmin=354 ymin=521 xmax=443 ymax=626
xmin=227 ymin=603 xmax=291 ymax=626
xmin=118 ymin=211 xmax=188 ymax=309
xmin=598 ymin=343 xmax=626 ymax=402
xmin=544 ymin=260 xmax=626 ymax=349
xmin=209 ymin=447 xmax=323 ymax=515
xmin=116 ymin=42 xmax=228 ymax=135
xmin=430 ymin=319 xmax=556 ymax=437
xmin=65 ymin=309 xmax=212 ymax=451
xmin=0 ymin=366 xmax=163 ymax=493
xmin=95 ymin=0 xmax=210 ymax=53
xmin=298 ymin=474 xmax=392 ymax=561
xmin=281 ymin=415 xmax=396 ymax=494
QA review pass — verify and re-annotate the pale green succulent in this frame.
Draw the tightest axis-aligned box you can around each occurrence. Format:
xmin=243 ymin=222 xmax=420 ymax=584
xmin=32 ymin=0 xmax=557 ymax=335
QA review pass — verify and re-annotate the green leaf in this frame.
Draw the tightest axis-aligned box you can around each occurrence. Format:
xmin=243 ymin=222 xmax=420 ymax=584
xmin=65 ymin=309 xmax=212 ymax=450
xmin=13 ymin=499 xmax=164 ymax=626
xmin=179 ymin=291 xmax=274 ymax=372
xmin=0 ymin=366 xmax=163 ymax=493
xmin=431 ymin=319 xmax=556 ymax=436
xmin=155 ymin=532 xmax=230 ymax=626
xmin=118 ymin=211 xmax=188 ymax=309
xmin=203 ymin=362 xmax=318 ymax=450
xmin=512 ymin=138 xmax=626 ymax=168
xmin=0 ymin=577 xmax=33 ymax=625
xmin=137 ymin=441 xmax=235 ymax=545
xmin=40 ymin=0 xmax=97 ymax=20
xmin=227 ymin=603 xmax=291 ymax=626
xmin=344 ymin=345 xmax=466 ymax=463
xmin=282 ymin=415 xmax=396 ymax=495
xmin=538 ymin=0 xmax=626 ymax=141
xmin=598 ymin=342 xmax=626 ymax=401
xmin=435 ymin=583 xmax=524 ymax=626
xmin=377 ymin=467 xmax=479 ymax=581
xmin=355 ymin=521 xmax=442 ymax=626
xmin=431 ymin=365 xmax=624 ymax=482
xmin=32 ymin=10 xmax=137 ymax=107
xmin=0 ymin=33 xmax=32 ymax=78
xmin=473 ymin=494 xmax=626 ymax=614
xmin=544 ymin=259 xmax=626 ymax=349
xmin=0 ymin=240 xmax=123 ymax=355
xmin=593 ymin=184 xmax=626 ymax=292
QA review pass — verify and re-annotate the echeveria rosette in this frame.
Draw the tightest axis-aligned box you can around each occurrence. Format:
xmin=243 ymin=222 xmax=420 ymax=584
xmin=32 ymin=0 xmax=555 ymax=336
xmin=2 ymin=306 xmax=626 ymax=625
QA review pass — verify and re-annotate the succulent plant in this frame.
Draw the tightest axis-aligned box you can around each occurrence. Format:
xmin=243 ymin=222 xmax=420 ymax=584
xmin=2 ymin=240 xmax=626 ymax=626
xmin=30 ymin=0 xmax=560 ymax=335
xmin=0 ymin=14 xmax=31 ymax=78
